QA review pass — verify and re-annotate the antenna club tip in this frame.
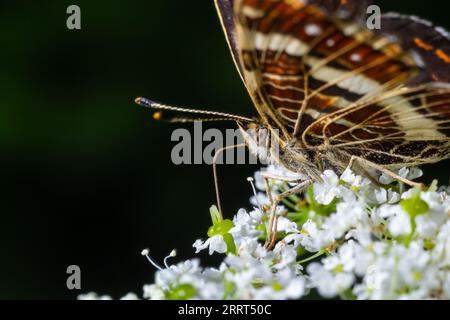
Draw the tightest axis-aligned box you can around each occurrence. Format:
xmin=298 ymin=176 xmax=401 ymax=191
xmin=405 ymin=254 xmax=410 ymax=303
xmin=134 ymin=97 xmax=154 ymax=107
xmin=141 ymin=248 xmax=149 ymax=256
xmin=247 ymin=177 xmax=254 ymax=182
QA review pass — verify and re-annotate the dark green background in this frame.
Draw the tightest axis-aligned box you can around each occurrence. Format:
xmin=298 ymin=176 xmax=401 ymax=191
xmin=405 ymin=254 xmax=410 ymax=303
xmin=0 ymin=1 xmax=449 ymax=299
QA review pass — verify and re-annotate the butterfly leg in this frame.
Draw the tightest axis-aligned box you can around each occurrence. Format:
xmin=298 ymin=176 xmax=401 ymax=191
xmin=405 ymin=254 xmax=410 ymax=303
xmin=263 ymin=179 xmax=312 ymax=250
xmin=212 ymin=143 xmax=246 ymax=214
xmin=348 ymin=156 xmax=425 ymax=189
xmin=260 ymin=173 xmax=308 ymax=209
xmin=261 ymin=173 xmax=304 ymax=202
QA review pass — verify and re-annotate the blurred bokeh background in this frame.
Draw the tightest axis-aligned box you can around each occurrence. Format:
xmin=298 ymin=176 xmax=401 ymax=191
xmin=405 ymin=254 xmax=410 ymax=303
xmin=0 ymin=0 xmax=449 ymax=299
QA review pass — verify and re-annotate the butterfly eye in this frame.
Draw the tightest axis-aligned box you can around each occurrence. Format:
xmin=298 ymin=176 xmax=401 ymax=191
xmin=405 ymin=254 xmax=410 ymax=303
xmin=246 ymin=122 xmax=258 ymax=130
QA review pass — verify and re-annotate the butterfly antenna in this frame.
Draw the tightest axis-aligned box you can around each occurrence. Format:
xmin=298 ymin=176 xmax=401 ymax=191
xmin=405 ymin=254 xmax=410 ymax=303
xmin=135 ymin=97 xmax=254 ymax=123
xmin=136 ymin=97 xmax=251 ymax=217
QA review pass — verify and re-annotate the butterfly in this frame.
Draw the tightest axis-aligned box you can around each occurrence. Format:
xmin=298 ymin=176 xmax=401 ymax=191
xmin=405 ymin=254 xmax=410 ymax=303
xmin=136 ymin=0 xmax=450 ymax=235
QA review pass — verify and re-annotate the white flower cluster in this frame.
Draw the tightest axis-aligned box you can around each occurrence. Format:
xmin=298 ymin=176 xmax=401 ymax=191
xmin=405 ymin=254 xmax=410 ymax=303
xmin=79 ymin=166 xmax=450 ymax=300
xmin=144 ymin=208 xmax=306 ymax=300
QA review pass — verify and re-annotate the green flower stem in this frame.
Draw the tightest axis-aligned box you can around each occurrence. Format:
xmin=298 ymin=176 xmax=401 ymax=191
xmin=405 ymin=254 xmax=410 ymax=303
xmin=298 ymin=250 xmax=325 ymax=264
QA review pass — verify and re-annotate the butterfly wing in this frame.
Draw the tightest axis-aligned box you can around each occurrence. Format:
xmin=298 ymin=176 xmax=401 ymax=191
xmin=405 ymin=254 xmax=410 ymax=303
xmin=379 ymin=13 xmax=450 ymax=85
xmin=215 ymin=0 xmax=246 ymax=81
xmin=302 ymin=14 xmax=450 ymax=168
xmin=216 ymin=0 xmax=424 ymax=140
xmin=216 ymin=0 xmax=450 ymax=168
xmin=304 ymin=85 xmax=450 ymax=168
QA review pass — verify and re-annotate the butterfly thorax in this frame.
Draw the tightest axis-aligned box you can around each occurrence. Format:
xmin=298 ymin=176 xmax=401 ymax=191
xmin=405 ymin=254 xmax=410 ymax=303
xmin=280 ymin=143 xmax=324 ymax=181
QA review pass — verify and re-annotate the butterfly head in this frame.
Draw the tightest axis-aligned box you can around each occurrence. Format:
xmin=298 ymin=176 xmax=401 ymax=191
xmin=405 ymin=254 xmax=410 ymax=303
xmin=237 ymin=122 xmax=282 ymax=165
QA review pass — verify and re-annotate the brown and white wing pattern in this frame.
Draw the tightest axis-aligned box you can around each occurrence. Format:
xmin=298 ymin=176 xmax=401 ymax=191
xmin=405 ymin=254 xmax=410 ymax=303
xmin=216 ymin=0 xmax=450 ymax=168
xmin=306 ymin=85 xmax=450 ymax=168
xmin=229 ymin=0 xmax=391 ymax=139
xmin=216 ymin=0 xmax=428 ymax=139
xmin=304 ymin=14 xmax=450 ymax=168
